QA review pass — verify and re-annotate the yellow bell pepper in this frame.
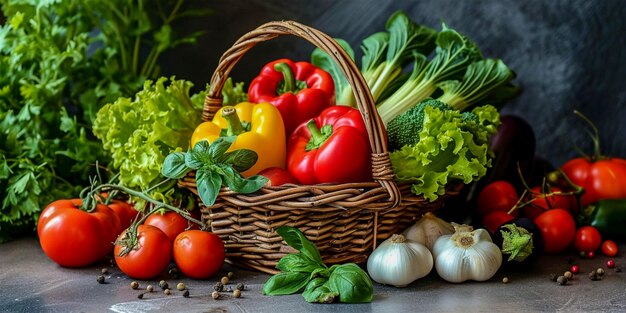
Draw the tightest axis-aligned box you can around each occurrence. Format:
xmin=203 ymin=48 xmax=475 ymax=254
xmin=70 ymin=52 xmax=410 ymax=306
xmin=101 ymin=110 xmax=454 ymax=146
xmin=190 ymin=102 xmax=286 ymax=177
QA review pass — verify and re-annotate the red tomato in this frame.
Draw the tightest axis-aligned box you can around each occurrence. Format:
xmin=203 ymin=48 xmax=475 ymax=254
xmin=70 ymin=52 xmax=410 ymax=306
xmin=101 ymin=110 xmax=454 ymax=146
xmin=108 ymin=200 xmax=138 ymax=231
xmin=145 ymin=210 xmax=191 ymax=243
xmin=522 ymin=186 xmax=575 ymax=219
xmin=482 ymin=211 xmax=516 ymax=234
xmin=561 ymin=158 xmax=626 ymax=207
xmin=114 ymin=225 xmax=172 ymax=279
xmin=477 ymin=181 xmax=519 ymax=218
xmin=601 ymin=240 xmax=619 ymax=257
xmin=574 ymin=226 xmax=602 ymax=252
xmin=173 ymin=230 xmax=225 ymax=279
xmin=259 ymin=167 xmax=299 ymax=186
xmin=534 ymin=208 xmax=576 ymax=254
xmin=38 ymin=199 xmax=121 ymax=267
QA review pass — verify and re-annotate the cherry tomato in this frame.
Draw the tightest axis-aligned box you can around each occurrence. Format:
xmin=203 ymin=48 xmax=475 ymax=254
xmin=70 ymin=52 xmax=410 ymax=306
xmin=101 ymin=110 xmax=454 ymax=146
xmin=173 ymin=230 xmax=225 ymax=279
xmin=561 ymin=157 xmax=626 ymax=207
xmin=534 ymin=208 xmax=576 ymax=254
xmin=38 ymin=199 xmax=121 ymax=267
xmin=601 ymin=239 xmax=619 ymax=257
xmin=482 ymin=211 xmax=515 ymax=234
xmin=574 ymin=226 xmax=602 ymax=253
xmin=259 ymin=167 xmax=299 ymax=186
xmin=476 ymin=181 xmax=519 ymax=218
xmin=522 ymin=186 xmax=575 ymax=219
xmin=108 ymin=200 xmax=138 ymax=231
xmin=114 ymin=225 xmax=172 ymax=279
xmin=145 ymin=210 xmax=191 ymax=243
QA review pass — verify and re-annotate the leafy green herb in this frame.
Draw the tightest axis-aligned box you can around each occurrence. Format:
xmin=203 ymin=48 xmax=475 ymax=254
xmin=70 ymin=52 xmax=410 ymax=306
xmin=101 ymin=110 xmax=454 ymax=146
xmin=311 ymin=38 xmax=355 ymax=105
xmin=162 ymin=136 xmax=267 ymax=206
xmin=0 ymin=0 xmax=208 ymax=241
xmin=263 ymin=226 xmax=373 ymax=303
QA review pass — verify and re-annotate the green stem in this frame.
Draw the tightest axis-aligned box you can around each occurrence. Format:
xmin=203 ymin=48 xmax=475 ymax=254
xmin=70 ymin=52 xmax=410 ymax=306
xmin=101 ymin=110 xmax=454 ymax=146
xmin=274 ymin=62 xmax=296 ymax=94
xmin=222 ymin=107 xmax=245 ymax=136
xmin=305 ymin=120 xmax=332 ymax=151
xmin=574 ymin=110 xmax=603 ymax=161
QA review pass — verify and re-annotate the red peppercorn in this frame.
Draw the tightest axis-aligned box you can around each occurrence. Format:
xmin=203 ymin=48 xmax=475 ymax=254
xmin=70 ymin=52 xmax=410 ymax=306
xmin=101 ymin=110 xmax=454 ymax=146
xmin=587 ymin=251 xmax=595 ymax=259
xmin=607 ymin=260 xmax=616 ymax=269
xmin=571 ymin=265 xmax=580 ymax=274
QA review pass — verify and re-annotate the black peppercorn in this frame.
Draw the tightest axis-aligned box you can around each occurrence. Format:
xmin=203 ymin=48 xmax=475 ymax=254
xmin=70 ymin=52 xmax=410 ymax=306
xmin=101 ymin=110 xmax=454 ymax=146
xmin=96 ymin=275 xmax=105 ymax=284
xmin=548 ymin=273 xmax=559 ymax=282
xmin=556 ymin=276 xmax=568 ymax=285
xmin=159 ymin=280 xmax=168 ymax=290
xmin=183 ymin=290 xmax=190 ymax=298
xmin=137 ymin=293 xmax=144 ymax=299
xmin=214 ymin=282 xmax=224 ymax=292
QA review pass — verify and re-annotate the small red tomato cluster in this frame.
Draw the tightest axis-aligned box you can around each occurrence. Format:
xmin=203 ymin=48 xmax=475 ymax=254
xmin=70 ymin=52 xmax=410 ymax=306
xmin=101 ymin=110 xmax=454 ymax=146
xmin=38 ymin=198 xmax=226 ymax=280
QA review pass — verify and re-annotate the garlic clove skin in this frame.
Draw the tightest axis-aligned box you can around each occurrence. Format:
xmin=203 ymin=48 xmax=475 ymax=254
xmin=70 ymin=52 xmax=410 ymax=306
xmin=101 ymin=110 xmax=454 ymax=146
xmin=433 ymin=226 xmax=503 ymax=283
xmin=402 ymin=212 xmax=454 ymax=251
xmin=367 ymin=234 xmax=433 ymax=287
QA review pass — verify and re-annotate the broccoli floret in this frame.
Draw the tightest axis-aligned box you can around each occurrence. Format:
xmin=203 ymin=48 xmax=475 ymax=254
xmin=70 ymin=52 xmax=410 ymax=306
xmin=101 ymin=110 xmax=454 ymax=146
xmin=386 ymin=98 xmax=453 ymax=151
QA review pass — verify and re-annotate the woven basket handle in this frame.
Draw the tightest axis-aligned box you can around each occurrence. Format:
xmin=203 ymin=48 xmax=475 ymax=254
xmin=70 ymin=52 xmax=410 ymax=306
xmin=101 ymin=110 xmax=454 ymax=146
xmin=202 ymin=20 xmax=400 ymax=207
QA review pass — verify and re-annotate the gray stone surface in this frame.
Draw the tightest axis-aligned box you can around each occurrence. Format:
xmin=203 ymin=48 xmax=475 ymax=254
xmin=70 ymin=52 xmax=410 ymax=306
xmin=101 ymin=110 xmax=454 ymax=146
xmin=1 ymin=237 xmax=625 ymax=312
xmin=162 ymin=0 xmax=626 ymax=167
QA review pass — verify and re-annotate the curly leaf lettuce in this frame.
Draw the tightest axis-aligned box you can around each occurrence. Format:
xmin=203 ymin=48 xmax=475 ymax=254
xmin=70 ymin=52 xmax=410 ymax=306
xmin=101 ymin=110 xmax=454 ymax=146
xmin=94 ymin=77 xmax=206 ymax=190
xmin=390 ymin=105 xmax=500 ymax=201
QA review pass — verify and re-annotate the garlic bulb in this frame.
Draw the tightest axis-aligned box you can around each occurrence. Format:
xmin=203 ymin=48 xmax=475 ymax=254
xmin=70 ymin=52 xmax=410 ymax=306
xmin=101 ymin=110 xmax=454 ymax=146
xmin=367 ymin=234 xmax=433 ymax=287
xmin=432 ymin=223 xmax=502 ymax=283
xmin=402 ymin=212 xmax=454 ymax=251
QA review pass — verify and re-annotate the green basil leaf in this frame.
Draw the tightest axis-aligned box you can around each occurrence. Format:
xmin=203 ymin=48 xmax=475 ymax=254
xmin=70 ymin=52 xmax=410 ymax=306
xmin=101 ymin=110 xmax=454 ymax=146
xmin=161 ymin=152 xmax=190 ymax=179
xmin=229 ymin=175 xmax=268 ymax=194
xmin=310 ymin=267 xmax=331 ymax=279
xmin=187 ymin=140 xmax=212 ymax=169
xmin=276 ymin=226 xmax=325 ymax=267
xmin=208 ymin=136 xmax=235 ymax=160
xmin=196 ymin=168 xmax=222 ymax=207
xmin=221 ymin=149 xmax=258 ymax=172
xmin=262 ymin=271 xmax=310 ymax=296
xmin=303 ymin=277 xmax=338 ymax=303
xmin=276 ymin=253 xmax=322 ymax=273
xmin=327 ymin=263 xmax=373 ymax=303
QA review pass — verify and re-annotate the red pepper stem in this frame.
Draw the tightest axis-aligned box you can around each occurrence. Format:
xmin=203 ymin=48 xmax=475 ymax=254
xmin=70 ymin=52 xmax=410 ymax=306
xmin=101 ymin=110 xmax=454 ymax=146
xmin=305 ymin=119 xmax=332 ymax=151
xmin=274 ymin=62 xmax=296 ymax=93
xmin=222 ymin=107 xmax=245 ymax=136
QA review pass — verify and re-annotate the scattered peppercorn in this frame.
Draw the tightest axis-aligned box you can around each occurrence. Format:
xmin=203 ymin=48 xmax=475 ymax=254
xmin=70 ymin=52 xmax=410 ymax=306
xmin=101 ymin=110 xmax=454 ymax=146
xmin=169 ymin=267 xmax=179 ymax=279
xmin=502 ymin=277 xmax=509 ymax=284
xmin=563 ymin=271 xmax=573 ymax=280
xmin=176 ymin=282 xmax=186 ymax=291
xmin=236 ymin=283 xmax=245 ymax=291
xmin=137 ymin=293 xmax=144 ymax=300
xmin=164 ymin=288 xmax=171 ymax=295
xmin=233 ymin=289 xmax=241 ymax=298
xmin=571 ymin=265 xmax=580 ymax=274
xmin=212 ymin=291 xmax=220 ymax=300
xmin=214 ymin=282 xmax=224 ymax=292
xmin=97 ymin=275 xmax=105 ymax=284
xmin=549 ymin=273 xmax=558 ymax=282
xmin=130 ymin=281 xmax=139 ymax=289
xmin=596 ymin=268 xmax=605 ymax=277
xmin=588 ymin=270 xmax=601 ymax=281
xmin=556 ymin=276 xmax=568 ymax=285
xmin=159 ymin=280 xmax=168 ymax=290
xmin=183 ymin=290 xmax=190 ymax=298
xmin=228 ymin=271 xmax=234 ymax=279
xmin=147 ymin=285 xmax=154 ymax=292
xmin=607 ymin=260 xmax=616 ymax=269
xmin=221 ymin=276 xmax=229 ymax=285
xmin=615 ymin=267 xmax=622 ymax=273
xmin=579 ymin=251 xmax=587 ymax=258
xmin=101 ymin=268 xmax=109 ymax=275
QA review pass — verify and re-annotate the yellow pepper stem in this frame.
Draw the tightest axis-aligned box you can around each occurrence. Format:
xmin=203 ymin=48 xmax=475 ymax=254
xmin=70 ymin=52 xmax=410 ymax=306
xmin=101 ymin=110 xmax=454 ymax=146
xmin=222 ymin=107 xmax=246 ymax=136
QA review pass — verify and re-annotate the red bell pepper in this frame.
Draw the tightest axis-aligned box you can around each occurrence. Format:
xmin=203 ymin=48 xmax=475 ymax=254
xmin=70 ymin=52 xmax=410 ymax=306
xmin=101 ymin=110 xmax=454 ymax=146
xmin=287 ymin=106 xmax=372 ymax=185
xmin=248 ymin=59 xmax=335 ymax=136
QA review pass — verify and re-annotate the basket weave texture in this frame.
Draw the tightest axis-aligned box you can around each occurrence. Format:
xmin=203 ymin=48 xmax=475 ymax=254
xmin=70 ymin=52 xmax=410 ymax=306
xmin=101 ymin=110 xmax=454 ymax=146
xmin=179 ymin=20 xmax=460 ymax=274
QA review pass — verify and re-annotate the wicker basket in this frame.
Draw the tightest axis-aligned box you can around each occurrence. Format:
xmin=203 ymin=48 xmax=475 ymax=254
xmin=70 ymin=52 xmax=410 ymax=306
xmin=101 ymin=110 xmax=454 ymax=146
xmin=179 ymin=20 xmax=461 ymax=274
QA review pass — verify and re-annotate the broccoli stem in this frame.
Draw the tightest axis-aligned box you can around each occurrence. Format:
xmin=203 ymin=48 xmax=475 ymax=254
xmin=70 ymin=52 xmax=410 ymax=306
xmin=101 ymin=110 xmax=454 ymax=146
xmin=377 ymin=78 xmax=436 ymax=126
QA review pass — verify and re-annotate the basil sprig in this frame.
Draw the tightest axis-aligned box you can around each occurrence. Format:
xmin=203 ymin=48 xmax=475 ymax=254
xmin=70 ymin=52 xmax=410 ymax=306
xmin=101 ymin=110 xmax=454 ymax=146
xmin=263 ymin=226 xmax=373 ymax=303
xmin=161 ymin=137 xmax=268 ymax=206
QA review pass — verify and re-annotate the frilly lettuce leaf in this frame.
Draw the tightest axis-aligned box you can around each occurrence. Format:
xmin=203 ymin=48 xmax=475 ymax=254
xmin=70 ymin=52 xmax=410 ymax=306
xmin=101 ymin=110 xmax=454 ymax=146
xmin=390 ymin=104 xmax=500 ymax=201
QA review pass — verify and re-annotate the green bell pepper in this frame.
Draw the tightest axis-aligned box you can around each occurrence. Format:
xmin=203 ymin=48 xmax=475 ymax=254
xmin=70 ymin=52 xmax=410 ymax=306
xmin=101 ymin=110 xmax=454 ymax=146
xmin=579 ymin=199 xmax=626 ymax=243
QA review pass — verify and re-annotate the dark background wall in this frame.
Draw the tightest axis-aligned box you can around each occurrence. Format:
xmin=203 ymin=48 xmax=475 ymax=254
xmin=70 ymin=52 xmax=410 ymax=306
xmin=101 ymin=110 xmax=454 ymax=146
xmin=162 ymin=0 xmax=626 ymax=167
